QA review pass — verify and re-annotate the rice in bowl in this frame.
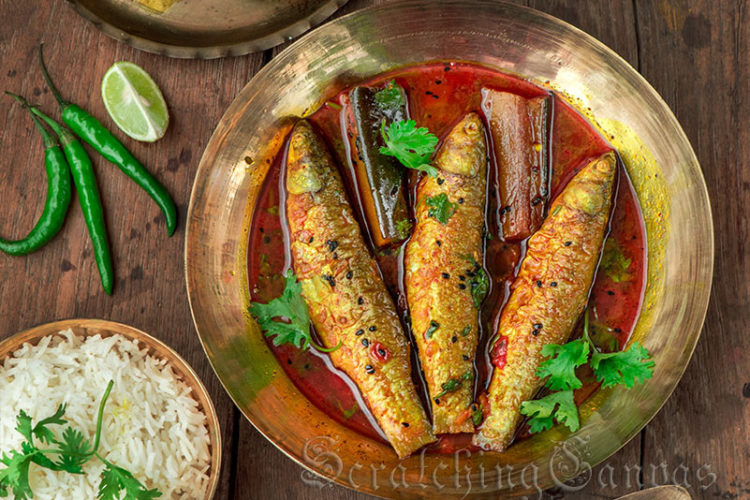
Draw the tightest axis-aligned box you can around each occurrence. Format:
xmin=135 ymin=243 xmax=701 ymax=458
xmin=0 ymin=329 xmax=213 ymax=499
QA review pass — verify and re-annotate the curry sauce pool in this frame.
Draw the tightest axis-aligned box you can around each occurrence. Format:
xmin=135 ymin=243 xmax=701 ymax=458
xmin=247 ymin=61 xmax=647 ymax=455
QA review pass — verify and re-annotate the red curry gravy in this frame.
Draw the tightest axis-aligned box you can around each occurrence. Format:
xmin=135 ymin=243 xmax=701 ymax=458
xmin=247 ymin=62 xmax=646 ymax=453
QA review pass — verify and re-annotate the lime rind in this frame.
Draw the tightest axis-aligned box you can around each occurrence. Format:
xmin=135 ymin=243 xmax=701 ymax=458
xmin=101 ymin=61 xmax=169 ymax=142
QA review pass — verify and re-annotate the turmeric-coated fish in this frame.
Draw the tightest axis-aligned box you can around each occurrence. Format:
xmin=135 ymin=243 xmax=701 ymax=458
xmin=405 ymin=113 xmax=487 ymax=434
xmin=473 ymin=151 xmax=616 ymax=451
xmin=286 ymin=120 xmax=436 ymax=458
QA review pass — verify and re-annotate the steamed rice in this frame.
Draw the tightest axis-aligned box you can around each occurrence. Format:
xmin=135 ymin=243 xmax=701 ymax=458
xmin=0 ymin=330 xmax=212 ymax=499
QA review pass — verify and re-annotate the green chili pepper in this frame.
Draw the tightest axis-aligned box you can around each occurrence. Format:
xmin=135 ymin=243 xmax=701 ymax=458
xmin=38 ymin=44 xmax=177 ymax=237
xmin=31 ymin=106 xmax=114 ymax=295
xmin=0 ymin=94 xmax=72 ymax=256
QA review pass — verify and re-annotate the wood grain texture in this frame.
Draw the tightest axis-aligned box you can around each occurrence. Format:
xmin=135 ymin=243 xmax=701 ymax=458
xmin=0 ymin=0 xmax=745 ymax=499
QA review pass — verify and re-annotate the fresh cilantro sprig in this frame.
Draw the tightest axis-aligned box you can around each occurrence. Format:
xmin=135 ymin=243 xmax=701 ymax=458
xmin=425 ymin=193 xmax=457 ymax=224
xmin=380 ymin=119 xmax=439 ymax=177
xmin=0 ymin=381 xmax=161 ymax=500
xmin=249 ymin=270 xmax=341 ymax=353
xmin=520 ymin=310 xmax=655 ymax=434
xmin=463 ymin=254 xmax=489 ymax=308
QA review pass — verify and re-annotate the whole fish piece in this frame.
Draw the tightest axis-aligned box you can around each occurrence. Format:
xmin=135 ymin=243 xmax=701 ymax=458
xmin=286 ymin=120 xmax=435 ymax=458
xmin=481 ymin=89 xmax=551 ymax=241
xmin=473 ymin=151 xmax=616 ymax=452
xmin=405 ymin=113 xmax=487 ymax=434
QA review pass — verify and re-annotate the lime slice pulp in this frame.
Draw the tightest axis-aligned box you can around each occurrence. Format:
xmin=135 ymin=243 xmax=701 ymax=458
xmin=101 ymin=62 xmax=169 ymax=142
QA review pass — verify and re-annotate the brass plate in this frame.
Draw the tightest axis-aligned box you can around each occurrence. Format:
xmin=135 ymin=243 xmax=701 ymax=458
xmin=68 ymin=0 xmax=348 ymax=58
xmin=186 ymin=1 xmax=713 ymax=497
xmin=0 ymin=319 xmax=222 ymax=499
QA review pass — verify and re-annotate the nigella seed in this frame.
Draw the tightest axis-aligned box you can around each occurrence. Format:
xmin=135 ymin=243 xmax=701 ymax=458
xmin=534 ymin=323 xmax=543 ymax=329
xmin=550 ymin=281 xmax=558 ymax=287
xmin=402 ymin=422 xmax=410 ymax=427
xmin=358 ymin=297 xmax=364 ymax=305
xmin=565 ymin=241 xmax=572 ymax=247
xmin=462 ymin=354 xmax=470 ymax=361
xmin=434 ymin=398 xmax=441 ymax=404
xmin=346 ymin=270 xmax=353 ymax=279
xmin=459 ymin=275 xmax=466 ymax=281
xmin=607 ymin=290 xmax=615 ymax=296
xmin=436 ymin=80 xmax=442 ymax=85
xmin=536 ymin=281 xmax=543 ymax=287
xmin=442 ymin=272 xmax=450 ymax=279
xmin=437 ymin=178 xmax=445 ymax=185
xmin=531 ymin=330 xmax=539 ymax=336
xmin=361 ymin=338 xmax=369 ymax=347
xmin=436 ymin=240 xmax=442 ymax=247
xmin=366 ymin=365 xmax=375 ymax=374
xmin=322 ymin=274 xmax=336 ymax=287
xmin=458 ymin=197 xmax=464 ymax=204
xmin=326 ymin=240 xmax=339 ymax=252
xmin=458 ymin=283 xmax=466 ymax=290
xmin=333 ymin=252 xmax=338 ymax=260
xmin=369 ymin=326 xmax=377 ymax=332
xmin=356 ymin=329 xmax=365 ymax=336
xmin=377 ymin=348 xmax=386 ymax=357
xmin=451 ymin=336 xmax=458 ymax=343
xmin=614 ymin=327 xmax=622 ymax=333
xmin=287 ymin=359 xmax=293 ymax=365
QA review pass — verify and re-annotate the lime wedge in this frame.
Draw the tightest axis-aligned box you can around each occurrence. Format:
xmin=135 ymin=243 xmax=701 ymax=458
xmin=101 ymin=62 xmax=169 ymax=142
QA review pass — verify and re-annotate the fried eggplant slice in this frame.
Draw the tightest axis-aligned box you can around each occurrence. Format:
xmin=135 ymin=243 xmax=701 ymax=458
xmin=346 ymin=81 xmax=411 ymax=247
xmin=474 ymin=151 xmax=617 ymax=451
xmin=481 ymin=89 xmax=550 ymax=241
xmin=286 ymin=120 xmax=435 ymax=458
xmin=404 ymin=113 xmax=487 ymax=434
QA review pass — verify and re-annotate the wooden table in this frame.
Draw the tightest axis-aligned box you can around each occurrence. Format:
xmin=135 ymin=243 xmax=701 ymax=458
xmin=0 ymin=1 xmax=746 ymax=498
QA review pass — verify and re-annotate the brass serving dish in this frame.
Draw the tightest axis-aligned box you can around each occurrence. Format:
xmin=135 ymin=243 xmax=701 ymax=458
xmin=186 ymin=1 xmax=713 ymax=497
xmin=0 ymin=319 xmax=222 ymax=499
xmin=68 ymin=0 xmax=347 ymax=58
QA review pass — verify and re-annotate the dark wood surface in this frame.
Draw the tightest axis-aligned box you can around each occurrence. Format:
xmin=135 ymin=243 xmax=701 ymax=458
xmin=0 ymin=1 xmax=746 ymax=498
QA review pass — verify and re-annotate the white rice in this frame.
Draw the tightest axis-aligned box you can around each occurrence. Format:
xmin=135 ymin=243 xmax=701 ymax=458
xmin=0 ymin=330 xmax=212 ymax=499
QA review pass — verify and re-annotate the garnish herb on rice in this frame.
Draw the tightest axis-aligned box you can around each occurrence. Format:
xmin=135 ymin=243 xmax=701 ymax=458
xmin=0 ymin=381 xmax=162 ymax=500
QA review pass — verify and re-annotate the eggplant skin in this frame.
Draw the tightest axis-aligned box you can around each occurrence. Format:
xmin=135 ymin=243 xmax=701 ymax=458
xmin=405 ymin=113 xmax=487 ymax=434
xmin=286 ymin=120 xmax=435 ymax=458
xmin=473 ymin=151 xmax=617 ymax=452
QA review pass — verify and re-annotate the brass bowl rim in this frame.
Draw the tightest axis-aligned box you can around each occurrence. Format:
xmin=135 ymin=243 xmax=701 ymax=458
xmin=185 ymin=0 xmax=714 ymax=496
xmin=0 ymin=318 xmax=223 ymax=500
xmin=66 ymin=0 xmax=349 ymax=59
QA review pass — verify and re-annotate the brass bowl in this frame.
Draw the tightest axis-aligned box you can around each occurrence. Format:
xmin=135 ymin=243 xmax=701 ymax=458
xmin=0 ymin=319 xmax=222 ymax=499
xmin=186 ymin=1 xmax=713 ymax=497
xmin=67 ymin=0 xmax=348 ymax=58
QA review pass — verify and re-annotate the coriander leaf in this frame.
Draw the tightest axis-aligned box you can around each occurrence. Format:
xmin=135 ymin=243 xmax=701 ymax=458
xmin=249 ymin=270 xmax=340 ymax=353
xmin=463 ymin=254 xmax=489 ymax=308
xmin=600 ymin=238 xmax=632 ymax=283
xmin=0 ymin=451 xmax=33 ymax=500
xmin=425 ymin=193 xmax=457 ymax=224
xmin=520 ymin=390 xmax=580 ymax=433
xmin=33 ymin=404 xmax=67 ymax=444
xmin=373 ymin=80 xmax=405 ymax=119
xmin=536 ymin=339 xmax=590 ymax=391
xmin=434 ymin=371 xmax=473 ymax=398
xmin=379 ymin=119 xmax=438 ymax=176
xmin=15 ymin=411 xmax=33 ymax=444
xmin=590 ymin=342 xmax=655 ymax=389
xmin=395 ymin=219 xmax=413 ymax=239
xmin=99 ymin=463 xmax=161 ymax=500
xmin=55 ymin=427 xmax=92 ymax=473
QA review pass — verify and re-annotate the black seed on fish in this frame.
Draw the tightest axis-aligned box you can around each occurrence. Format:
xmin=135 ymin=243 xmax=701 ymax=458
xmin=437 ymin=178 xmax=445 ymax=185
xmin=366 ymin=365 xmax=375 ymax=374
xmin=451 ymin=336 xmax=458 ymax=343
xmin=536 ymin=281 xmax=543 ymax=287
xmin=533 ymin=323 xmax=543 ymax=329
xmin=436 ymin=240 xmax=442 ymax=247
xmin=377 ymin=348 xmax=386 ymax=357
xmin=459 ymin=275 xmax=466 ymax=281
xmin=322 ymin=274 xmax=336 ymax=287
xmin=259 ymin=227 xmax=264 ymax=233
xmin=462 ymin=355 xmax=470 ymax=361
xmin=436 ymin=80 xmax=442 ymax=85
xmin=362 ymin=338 xmax=369 ymax=347
xmin=369 ymin=326 xmax=377 ymax=332
xmin=402 ymin=422 xmax=410 ymax=427
xmin=287 ymin=359 xmax=293 ymax=365
xmin=333 ymin=252 xmax=338 ymax=260
xmin=308 ymin=236 xmax=314 ymax=243
xmin=458 ymin=283 xmax=466 ymax=290
xmin=565 ymin=241 xmax=572 ymax=246
xmin=346 ymin=270 xmax=353 ymax=279
xmin=356 ymin=329 xmax=364 ymax=336
xmin=550 ymin=281 xmax=558 ymax=287
xmin=425 ymin=90 xmax=433 ymax=96
xmin=458 ymin=197 xmax=464 ymax=204
xmin=442 ymin=272 xmax=450 ymax=279
xmin=358 ymin=297 xmax=364 ymax=305
xmin=326 ymin=239 xmax=339 ymax=252
xmin=434 ymin=398 xmax=441 ymax=405
xmin=531 ymin=330 xmax=539 ymax=336
xmin=304 ymin=363 xmax=310 ymax=370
